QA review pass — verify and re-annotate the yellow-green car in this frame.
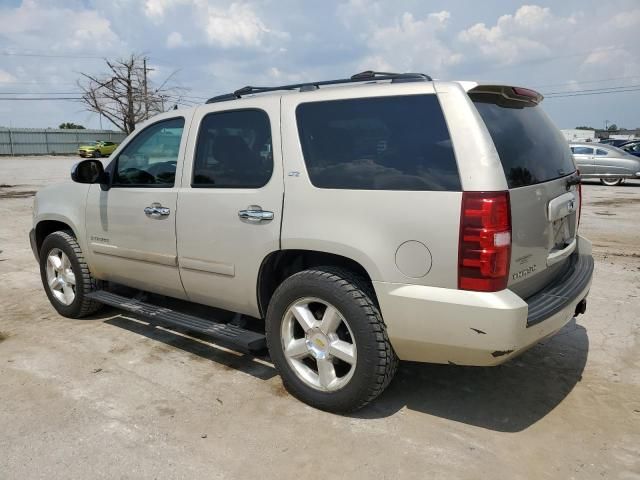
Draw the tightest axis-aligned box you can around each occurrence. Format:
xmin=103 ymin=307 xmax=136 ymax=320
xmin=78 ymin=141 xmax=118 ymax=158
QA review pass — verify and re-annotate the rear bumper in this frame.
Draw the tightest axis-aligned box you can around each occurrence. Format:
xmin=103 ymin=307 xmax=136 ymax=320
xmin=374 ymin=236 xmax=593 ymax=366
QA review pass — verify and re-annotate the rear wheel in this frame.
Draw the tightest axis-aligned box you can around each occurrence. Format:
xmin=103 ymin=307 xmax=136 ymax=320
xmin=39 ymin=230 xmax=103 ymax=318
xmin=266 ymin=267 xmax=398 ymax=413
xmin=600 ymin=177 xmax=624 ymax=186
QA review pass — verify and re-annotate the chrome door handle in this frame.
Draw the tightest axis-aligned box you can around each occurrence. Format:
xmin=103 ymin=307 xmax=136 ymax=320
xmin=144 ymin=203 xmax=170 ymax=217
xmin=238 ymin=208 xmax=274 ymax=222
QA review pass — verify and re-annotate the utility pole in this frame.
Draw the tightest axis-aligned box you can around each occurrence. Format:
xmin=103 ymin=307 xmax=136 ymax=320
xmin=143 ymin=56 xmax=149 ymax=121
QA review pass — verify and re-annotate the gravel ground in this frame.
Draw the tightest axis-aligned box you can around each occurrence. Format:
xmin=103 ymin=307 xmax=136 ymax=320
xmin=0 ymin=156 xmax=639 ymax=479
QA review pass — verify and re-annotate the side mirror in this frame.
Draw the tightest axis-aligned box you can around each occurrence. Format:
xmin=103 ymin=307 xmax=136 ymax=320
xmin=71 ymin=159 xmax=106 ymax=184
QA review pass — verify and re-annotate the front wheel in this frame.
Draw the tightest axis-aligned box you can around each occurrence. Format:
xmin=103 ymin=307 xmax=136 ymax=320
xmin=266 ymin=267 xmax=398 ymax=413
xmin=39 ymin=230 xmax=103 ymax=318
xmin=92 ymin=150 xmax=101 ymax=158
xmin=600 ymin=177 xmax=624 ymax=186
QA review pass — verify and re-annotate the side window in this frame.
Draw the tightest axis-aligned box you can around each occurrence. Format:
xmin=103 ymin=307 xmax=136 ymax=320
xmin=596 ymin=149 xmax=608 ymax=156
xmin=295 ymin=95 xmax=460 ymax=191
xmin=192 ymin=109 xmax=273 ymax=188
xmin=572 ymin=147 xmax=593 ymax=155
xmin=114 ymin=117 xmax=185 ymax=187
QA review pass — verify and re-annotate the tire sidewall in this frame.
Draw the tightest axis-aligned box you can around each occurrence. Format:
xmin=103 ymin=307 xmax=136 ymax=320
xmin=39 ymin=233 xmax=87 ymax=317
xmin=266 ymin=271 xmax=385 ymax=411
xmin=600 ymin=178 xmax=622 ymax=186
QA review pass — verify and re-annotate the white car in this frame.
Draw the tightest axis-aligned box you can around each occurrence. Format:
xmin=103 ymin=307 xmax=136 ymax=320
xmin=30 ymin=71 xmax=593 ymax=412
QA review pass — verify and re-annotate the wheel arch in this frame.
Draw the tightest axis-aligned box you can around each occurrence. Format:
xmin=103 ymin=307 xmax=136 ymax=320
xmin=257 ymin=249 xmax=377 ymax=318
xmin=35 ymin=218 xmax=78 ymax=257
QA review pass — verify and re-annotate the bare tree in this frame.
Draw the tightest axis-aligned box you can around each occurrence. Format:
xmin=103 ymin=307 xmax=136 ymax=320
xmin=78 ymin=54 xmax=187 ymax=134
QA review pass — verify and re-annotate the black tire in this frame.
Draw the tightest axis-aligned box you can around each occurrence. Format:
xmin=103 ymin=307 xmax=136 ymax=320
xmin=266 ymin=267 xmax=398 ymax=413
xmin=39 ymin=230 xmax=103 ymax=318
xmin=600 ymin=177 xmax=623 ymax=186
xmin=92 ymin=150 xmax=101 ymax=158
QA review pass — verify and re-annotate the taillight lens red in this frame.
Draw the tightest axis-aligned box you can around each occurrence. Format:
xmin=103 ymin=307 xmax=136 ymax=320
xmin=458 ymin=191 xmax=512 ymax=292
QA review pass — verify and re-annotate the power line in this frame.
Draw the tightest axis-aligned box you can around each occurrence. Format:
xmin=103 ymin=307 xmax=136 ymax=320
xmin=532 ymin=75 xmax=640 ymax=89
xmin=543 ymin=84 xmax=640 ymax=96
xmin=0 ymin=52 xmax=105 ymax=59
xmin=544 ymin=87 xmax=640 ymax=98
xmin=0 ymin=81 xmax=78 ymax=86
xmin=0 ymin=97 xmax=82 ymax=101
xmin=0 ymin=92 xmax=80 ymax=95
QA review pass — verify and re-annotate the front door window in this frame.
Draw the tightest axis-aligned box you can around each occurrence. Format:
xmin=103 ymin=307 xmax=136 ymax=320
xmin=114 ymin=117 xmax=185 ymax=187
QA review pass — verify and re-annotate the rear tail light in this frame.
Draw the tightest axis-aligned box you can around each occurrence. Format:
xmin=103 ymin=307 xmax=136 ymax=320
xmin=458 ymin=191 xmax=511 ymax=292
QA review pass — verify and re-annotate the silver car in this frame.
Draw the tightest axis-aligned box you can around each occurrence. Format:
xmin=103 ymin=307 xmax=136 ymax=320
xmin=570 ymin=143 xmax=640 ymax=186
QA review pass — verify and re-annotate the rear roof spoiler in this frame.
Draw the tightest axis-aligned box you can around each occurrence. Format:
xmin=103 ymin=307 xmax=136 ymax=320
xmin=469 ymin=85 xmax=544 ymax=105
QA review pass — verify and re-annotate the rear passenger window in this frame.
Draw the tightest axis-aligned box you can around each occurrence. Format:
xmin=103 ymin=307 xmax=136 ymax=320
xmin=295 ymin=95 xmax=460 ymax=191
xmin=572 ymin=147 xmax=593 ymax=155
xmin=192 ymin=110 xmax=273 ymax=188
xmin=596 ymin=149 xmax=608 ymax=156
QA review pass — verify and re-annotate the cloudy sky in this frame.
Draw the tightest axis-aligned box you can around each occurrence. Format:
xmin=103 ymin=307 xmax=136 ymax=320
xmin=0 ymin=0 xmax=639 ymax=131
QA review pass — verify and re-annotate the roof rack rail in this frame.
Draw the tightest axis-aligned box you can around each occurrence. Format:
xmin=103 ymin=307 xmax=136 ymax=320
xmin=205 ymin=71 xmax=432 ymax=104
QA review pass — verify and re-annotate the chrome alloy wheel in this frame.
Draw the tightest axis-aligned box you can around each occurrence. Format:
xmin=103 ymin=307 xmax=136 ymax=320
xmin=45 ymin=248 xmax=76 ymax=306
xmin=281 ymin=297 xmax=357 ymax=392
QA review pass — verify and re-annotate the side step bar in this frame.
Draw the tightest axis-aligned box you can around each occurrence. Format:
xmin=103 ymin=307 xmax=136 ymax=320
xmin=86 ymin=290 xmax=266 ymax=352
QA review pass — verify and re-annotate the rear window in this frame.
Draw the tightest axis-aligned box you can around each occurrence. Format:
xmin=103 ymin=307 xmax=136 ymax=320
xmin=471 ymin=94 xmax=575 ymax=188
xmin=296 ymin=95 xmax=460 ymax=191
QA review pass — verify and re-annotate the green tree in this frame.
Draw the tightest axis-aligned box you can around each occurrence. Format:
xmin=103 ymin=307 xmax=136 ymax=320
xmin=59 ymin=122 xmax=85 ymax=129
xmin=575 ymin=125 xmax=595 ymax=130
xmin=607 ymin=124 xmax=619 ymax=131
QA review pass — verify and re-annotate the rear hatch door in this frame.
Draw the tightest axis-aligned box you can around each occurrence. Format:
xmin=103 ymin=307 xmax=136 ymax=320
xmin=469 ymin=86 xmax=579 ymax=298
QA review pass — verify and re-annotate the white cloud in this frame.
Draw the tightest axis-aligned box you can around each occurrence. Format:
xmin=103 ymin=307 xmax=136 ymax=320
xmin=1 ymin=1 xmax=639 ymax=131
xmin=266 ymin=66 xmax=304 ymax=83
xmin=166 ymin=31 xmax=186 ymax=48
xmin=340 ymin=7 xmax=461 ymax=75
xmin=337 ymin=0 xmax=383 ymax=28
xmin=606 ymin=8 xmax=640 ymax=29
xmin=0 ymin=70 xmax=17 ymax=83
xmin=205 ymin=3 xmax=288 ymax=48
xmin=138 ymin=1 xmax=289 ymax=50
xmin=144 ymin=0 xmax=191 ymax=21
xmin=458 ymin=5 xmax=562 ymax=65
xmin=0 ymin=0 xmax=123 ymax=53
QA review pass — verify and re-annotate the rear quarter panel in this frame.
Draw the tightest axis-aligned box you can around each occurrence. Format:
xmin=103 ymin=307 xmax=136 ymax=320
xmin=280 ymin=83 xmax=462 ymax=288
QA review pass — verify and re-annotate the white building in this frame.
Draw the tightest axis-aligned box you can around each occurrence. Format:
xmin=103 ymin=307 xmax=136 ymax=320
xmin=561 ymin=129 xmax=596 ymax=143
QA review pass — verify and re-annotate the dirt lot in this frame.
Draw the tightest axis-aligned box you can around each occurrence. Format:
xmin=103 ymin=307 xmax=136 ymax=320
xmin=1 ymin=156 xmax=639 ymax=479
